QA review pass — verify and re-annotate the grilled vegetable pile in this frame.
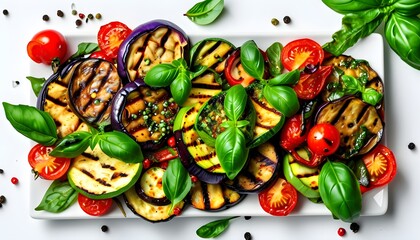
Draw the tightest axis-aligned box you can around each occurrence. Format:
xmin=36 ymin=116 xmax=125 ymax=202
xmin=3 ymin=19 xmax=397 ymax=223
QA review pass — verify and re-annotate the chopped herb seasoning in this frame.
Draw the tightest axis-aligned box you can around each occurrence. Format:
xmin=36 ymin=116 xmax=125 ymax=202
xmin=350 ymin=222 xmax=360 ymax=233
xmin=42 ymin=14 xmax=50 ymax=21
xmin=408 ymin=142 xmax=416 ymax=150
xmin=3 ymin=9 xmax=9 ymax=16
xmin=244 ymin=232 xmax=252 ymax=240
xmin=271 ymin=18 xmax=279 ymax=26
xmin=101 ymin=225 xmax=109 ymax=232
xmin=57 ymin=10 xmax=64 ymax=17
xmin=283 ymin=16 xmax=291 ymax=24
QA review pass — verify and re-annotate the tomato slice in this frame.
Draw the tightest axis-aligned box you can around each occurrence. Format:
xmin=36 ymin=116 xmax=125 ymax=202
xmin=78 ymin=194 xmax=113 ymax=216
xmin=97 ymin=21 xmax=132 ymax=60
xmin=293 ymin=65 xmax=333 ymax=100
xmin=258 ymin=177 xmax=298 ymax=216
xmin=360 ymin=144 xmax=397 ymax=193
xmin=281 ymin=38 xmax=324 ymax=71
xmin=224 ymin=48 xmax=255 ymax=87
xmin=89 ymin=50 xmax=114 ymax=62
xmin=28 ymin=144 xmax=71 ymax=180
xmin=307 ymin=123 xmax=340 ymax=157
xmin=279 ymin=114 xmax=310 ymax=151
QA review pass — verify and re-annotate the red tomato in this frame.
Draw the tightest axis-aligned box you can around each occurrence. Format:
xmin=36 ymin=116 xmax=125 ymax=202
xmin=281 ymin=38 xmax=324 ymax=71
xmin=27 ymin=29 xmax=68 ymax=65
xmin=89 ymin=50 xmax=114 ymax=62
xmin=279 ymin=114 xmax=310 ymax=151
xmin=224 ymin=49 xmax=255 ymax=87
xmin=293 ymin=66 xmax=333 ymax=100
xmin=97 ymin=21 xmax=132 ymax=60
xmin=307 ymin=123 xmax=340 ymax=156
xmin=258 ymin=177 xmax=298 ymax=216
xmin=78 ymin=194 xmax=113 ymax=216
xmin=360 ymin=144 xmax=397 ymax=193
xmin=28 ymin=144 xmax=71 ymax=180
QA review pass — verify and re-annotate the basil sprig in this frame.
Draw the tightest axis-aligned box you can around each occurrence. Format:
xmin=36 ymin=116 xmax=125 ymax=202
xmin=184 ymin=0 xmax=224 ymax=25
xmin=162 ymin=158 xmax=192 ymax=213
xmin=240 ymin=40 xmax=300 ymax=117
xmin=35 ymin=180 xmax=78 ymax=213
xmin=318 ymin=160 xmax=362 ymax=223
xmin=196 ymin=216 xmax=239 ymax=238
xmin=215 ymin=85 xmax=250 ymax=180
xmin=26 ymin=76 xmax=46 ymax=97
xmin=144 ymin=58 xmax=207 ymax=106
xmin=69 ymin=42 xmax=100 ymax=60
xmin=322 ymin=0 xmax=420 ymax=70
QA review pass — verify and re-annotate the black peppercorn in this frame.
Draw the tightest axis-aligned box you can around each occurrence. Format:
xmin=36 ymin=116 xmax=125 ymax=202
xmin=0 ymin=169 xmax=4 ymax=174
xmin=0 ymin=195 xmax=5 ymax=204
xmin=408 ymin=142 xmax=416 ymax=150
xmin=57 ymin=10 xmax=64 ymax=17
xmin=283 ymin=16 xmax=291 ymax=24
xmin=101 ymin=225 xmax=109 ymax=232
xmin=3 ymin=9 xmax=9 ymax=16
xmin=75 ymin=19 xmax=82 ymax=27
xmin=42 ymin=14 xmax=50 ymax=21
xmin=244 ymin=216 xmax=251 ymax=220
xmin=350 ymin=222 xmax=360 ymax=233
xmin=244 ymin=232 xmax=252 ymax=240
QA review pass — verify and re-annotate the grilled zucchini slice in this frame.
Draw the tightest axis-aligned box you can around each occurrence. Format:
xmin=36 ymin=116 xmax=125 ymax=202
xmin=135 ymin=166 xmax=170 ymax=206
xmin=68 ymin=145 xmax=142 ymax=199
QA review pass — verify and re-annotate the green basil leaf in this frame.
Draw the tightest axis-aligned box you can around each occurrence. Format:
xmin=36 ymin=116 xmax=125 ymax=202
xmin=240 ymin=40 xmax=265 ymax=80
xmin=196 ymin=216 xmax=238 ymax=238
xmin=97 ymin=131 xmax=143 ymax=163
xmin=235 ymin=120 xmax=249 ymax=128
xmin=266 ymin=42 xmax=283 ymax=76
xmin=190 ymin=65 xmax=208 ymax=79
xmin=362 ymin=88 xmax=383 ymax=105
xmin=70 ymin=42 xmax=100 ymax=59
xmin=170 ymin=70 xmax=192 ymax=105
xmin=185 ymin=0 xmax=224 ymax=25
xmin=262 ymin=85 xmax=299 ymax=117
xmin=268 ymin=69 xmax=300 ymax=86
xmin=26 ymin=76 xmax=46 ymax=97
xmin=323 ymin=9 xmax=385 ymax=56
xmin=172 ymin=58 xmax=189 ymax=69
xmin=144 ymin=63 xmax=179 ymax=87
xmin=163 ymin=158 xmax=192 ymax=212
xmin=322 ymin=0 xmax=387 ymax=14
xmin=50 ymin=131 xmax=92 ymax=158
xmin=35 ymin=180 xmax=78 ymax=213
xmin=385 ymin=13 xmax=420 ymax=70
xmin=215 ymin=127 xmax=249 ymax=180
xmin=394 ymin=0 xmax=420 ymax=16
xmin=341 ymin=75 xmax=362 ymax=94
xmin=224 ymin=84 xmax=247 ymax=121
xmin=2 ymin=102 xmax=57 ymax=146
xmin=319 ymin=161 xmax=362 ymax=222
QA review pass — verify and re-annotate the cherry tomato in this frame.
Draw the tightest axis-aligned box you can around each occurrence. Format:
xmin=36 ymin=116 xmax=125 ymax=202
xmin=258 ymin=177 xmax=298 ymax=216
xmin=307 ymin=123 xmax=340 ymax=156
xmin=97 ymin=21 xmax=132 ymax=60
xmin=360 ymin=144 xmax=397 ymax=193
xmin=89 ymin=50 xmax=114 ymax=62
xmin=27 ymin=29 xmax=68 ymax=65
xmin=224 ymin=49 xmax=255 ymax=87
xmin=279 ymin=114 xmax=310 ymax=151
xmin=28 ymin=144 xmax=71 ymax=180
xmin=281 ymin=38 xmax=324 ymax=71
xmin=293 ymin=66 xmax=333 ymax=100
xmin=167 ymin=136 xmax=176 ymax=148
xmin=77 ymin=194 xmax=113 ymax=216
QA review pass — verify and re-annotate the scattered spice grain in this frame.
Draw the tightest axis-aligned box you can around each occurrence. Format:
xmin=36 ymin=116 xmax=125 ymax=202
xmin=3 ymin=9 xmax=9 ymax=16
xmin=101 ymin=225 xmax=109 ymax=232
xmin=244 ymin=232 xmax=252 ymax=240
xmin=271 ymin=18 xmax=279 ymax=26
xmin=0 ymin=195 xmax=6 ymax=204
xmin=283 ymin=16 xmax=291 ymax=24
xmin=350 ymin=222 xmax=360 ymax=233
xmin=11 ymin=177 xmax=18 ymax=185
xmin=42 ymin=14 xmax=50 ymax=21
xmin=408 ymin=142 xmax=416 ymax=150
xmin=95 ymin=13 xmax=102 ymax=20
xmin=57 ymin=10 xmax=64 ymax=17
xmin=75 ymin=19 xmax=82 ymax=27
xmin=337 ymin=227 xmax=346 ymax=237
xmin=0 ymin=169 xmax=4 ymax=174
xmin=244 ymin=216 xmax=251 ymax=220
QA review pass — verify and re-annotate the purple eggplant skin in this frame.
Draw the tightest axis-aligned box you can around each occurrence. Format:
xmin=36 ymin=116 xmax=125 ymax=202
xmin=174 ymin=130 xmax=227 ymax=184
xmin=117 ymin=19 xmax=190 ymax=82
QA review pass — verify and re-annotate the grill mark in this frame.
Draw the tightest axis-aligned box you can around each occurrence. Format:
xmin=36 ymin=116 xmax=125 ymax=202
xmin=249 ymin=91 xmax=279 ymax=113
xmin=200 ymin=41 xmax=223 ymax=63
xmin=194 ymin=151 xmax=217 ymax=163
xmin=134 ymin=35 xmax=152 ymax=79
xmin=330 ymin=98 xmax=352 ymax=125
xmin=183 ymin=124 xmax=195 ymax=134
xmin=111 ymin=172 xmax=129 ymax=180
xmin=101 ymin=163 xmax=116 ymax=171
xmin=160 ymin=28 xmax=172 ymax=48
xmin=85 ymin=63 xmax=112 ymax=117
xmin=46 ymin=96 xmax=68 ymax=107
xmin=71 ymin=60 xmax=101 ymax=101
xmin=191 ymin=83 xmax=222 ymax=90
xmin=81 ymin=152 xmax=100 ymax=160
xmin=201 ymin=182 xmax=211 ymax=210
xmin=356 ymin=104 xmax=370 ymax=123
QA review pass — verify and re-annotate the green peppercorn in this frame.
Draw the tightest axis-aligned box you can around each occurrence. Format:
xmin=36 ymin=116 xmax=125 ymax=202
xmin=3 ymin=9 xmax=9 ymax=16
xmin=57 ymin=10 xmax=64 ymax=17
xmin=42 ymin=14 xmax=50 ymax=21
xmin=72 ymin=9 xmax=77 ymax=15
xmin=95 ymin=13 xmax=102 ymax=19
xmin=271 ymin=18 xmax=279 ymax=26
xmin=88 ymin=13 xmax=94 ymax=19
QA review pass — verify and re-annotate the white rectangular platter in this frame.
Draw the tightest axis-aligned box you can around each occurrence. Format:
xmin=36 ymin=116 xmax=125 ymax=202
xmin=30 ymin=32 xmax=386 ymax=219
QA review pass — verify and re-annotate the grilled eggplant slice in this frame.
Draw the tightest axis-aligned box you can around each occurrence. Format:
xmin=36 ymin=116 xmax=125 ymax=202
xmin=67 ymin=58 xmax=123 ymax=127
xmin=189 ymin=180 xmax=245 ymax=211
xmin=224 ymin=141 xmax=280 ymax=194
xmin=37 ymin=59 xmax=88 ymax=138
xmin=315 ymin=96 xmax=384 ymax=159
xmin=111 ymin=79 xmax=179 ymax=150
xmin=67 ymin=145 xmax=142 ymax=199
xmin=135 ymin=166 xmax=170 ymax=206
xmin=117 ymin=19 xmax=190 ymax=82
xmin=124 ymin=186 xmax=185 ymax=223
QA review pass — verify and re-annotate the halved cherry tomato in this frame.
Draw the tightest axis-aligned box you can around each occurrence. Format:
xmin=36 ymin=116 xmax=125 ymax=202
xmin=224 ymin=49 xmax=255 ymax=87
xmin=97 ymin=21 xmax=132 ymax=60
xmin=258 ymin=177 xmax=298 ymax=216
xmin=89 ymin=50 xmax=114 ymax=62
xmin=27 ymin=29 xmax=68 ymax=65
xmin=293 ymin=65 xmax=333 ymax=100
xmin=360 ymin=144 xmax=397 ymax=193
xmin=307 ymin=123 xmax=340 ymax=157
xmin=281 ymin=38 xmax=324 ymax=71
xmin=279 ymin=114 xmax=310 ymax=151
xmin=78 ymin=194 xmax=113 ymax=216
xmin=28 ymin=144 xmax=71 ymax=180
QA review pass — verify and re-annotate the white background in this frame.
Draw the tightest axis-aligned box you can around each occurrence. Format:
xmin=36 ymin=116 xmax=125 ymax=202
xmin=0 ymin=0 xmax=419 ymax=239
